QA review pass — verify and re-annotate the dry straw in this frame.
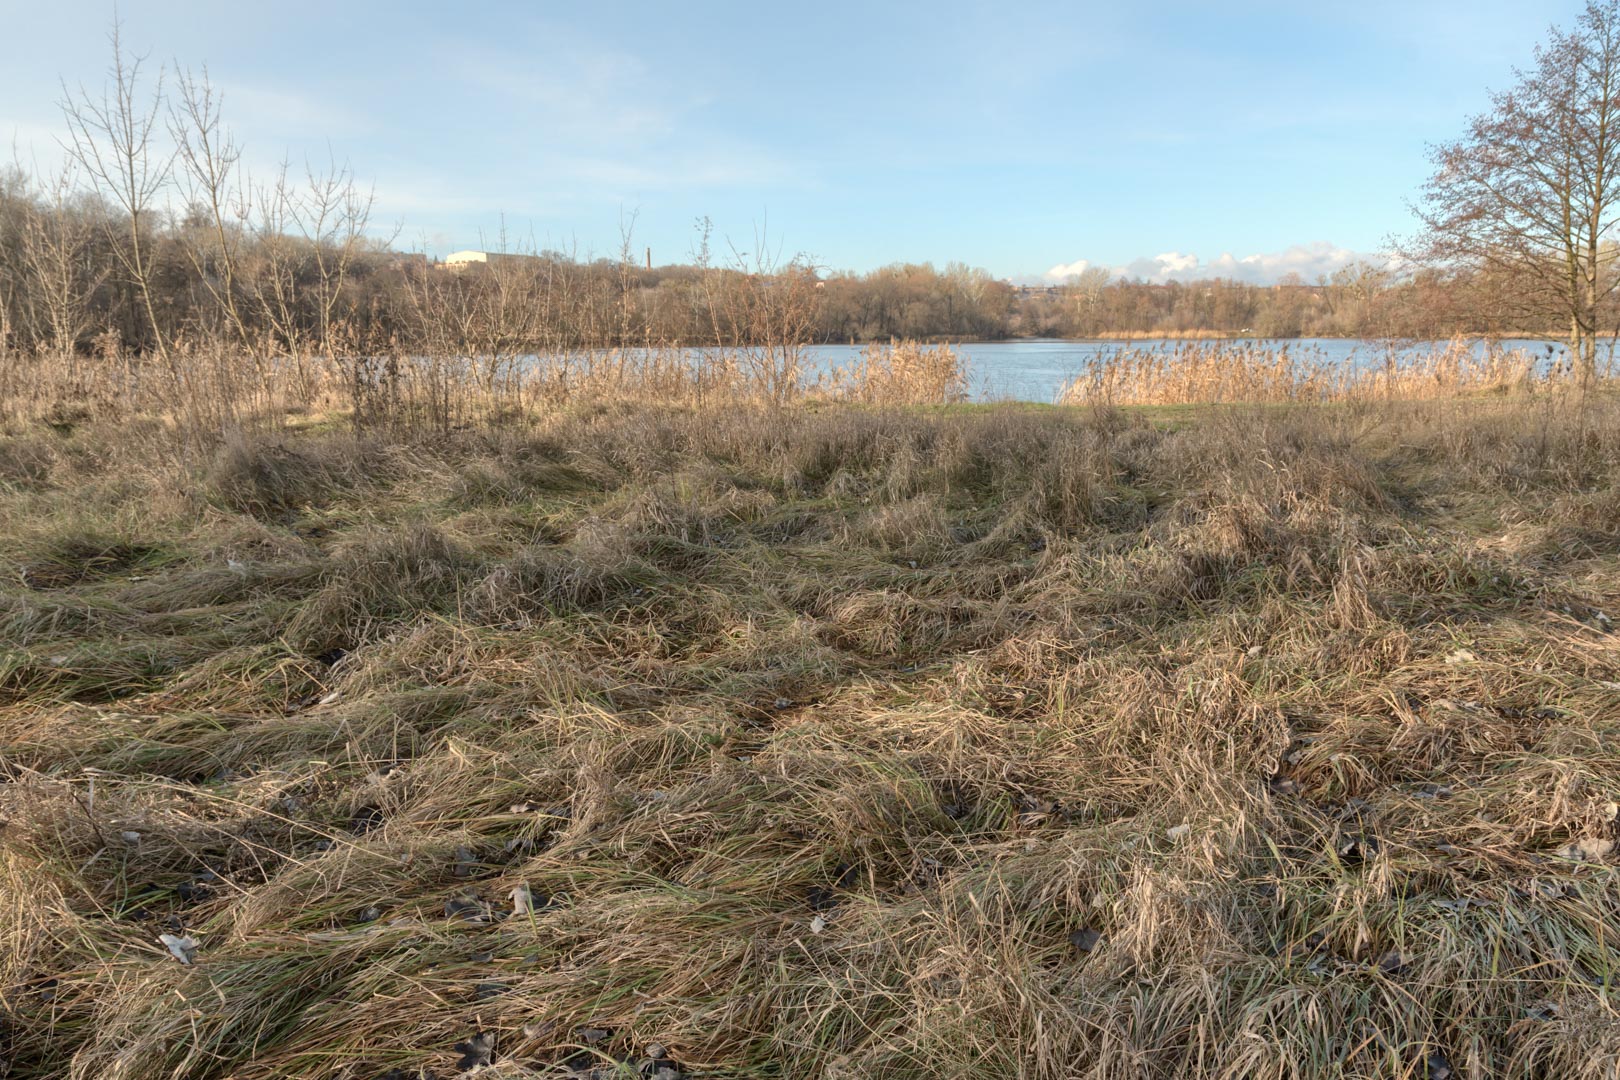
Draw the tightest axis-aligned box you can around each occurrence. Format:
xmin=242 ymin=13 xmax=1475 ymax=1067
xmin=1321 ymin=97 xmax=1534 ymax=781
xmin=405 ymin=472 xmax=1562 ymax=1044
xmin=0 ymin=344 xmax=1618 ymax=1078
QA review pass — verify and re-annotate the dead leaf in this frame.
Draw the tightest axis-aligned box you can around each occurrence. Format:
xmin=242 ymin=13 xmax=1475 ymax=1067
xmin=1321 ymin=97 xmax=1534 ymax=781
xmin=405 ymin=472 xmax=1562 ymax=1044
xmin=1559 ymin=837 xmax=1614 ymax=862
xmin=158 ymin=933 xmax=199 ymax=964
xmin=510 ymin=884 xmax=535 ymax=916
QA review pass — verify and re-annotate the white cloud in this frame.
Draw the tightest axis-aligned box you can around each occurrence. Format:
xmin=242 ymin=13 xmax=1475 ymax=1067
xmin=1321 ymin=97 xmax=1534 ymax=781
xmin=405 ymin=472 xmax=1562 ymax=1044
xmin=1045 ymin=241 xmax=1382 ymax=285
xmin=1141 ymin=251 xmax=1201 ymax=277
xmin=1045 ymin=258 xmax=1097 ymax=279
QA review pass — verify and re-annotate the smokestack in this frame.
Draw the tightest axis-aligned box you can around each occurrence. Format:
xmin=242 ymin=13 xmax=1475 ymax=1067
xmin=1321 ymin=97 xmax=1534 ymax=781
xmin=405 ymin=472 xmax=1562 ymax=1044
xmin=645 ymin=246 xmax=651 ymax=270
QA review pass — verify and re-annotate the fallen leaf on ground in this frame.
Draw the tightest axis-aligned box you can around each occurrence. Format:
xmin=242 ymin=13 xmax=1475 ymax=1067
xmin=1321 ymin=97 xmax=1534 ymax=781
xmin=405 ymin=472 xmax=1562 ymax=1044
xmin=158 ymin=933 xmax=199 ymax=964
xmin=1559 ymin=837 xmax=1614 ymax=862
xmin=510 ymin=884 xmax=535 ymax=916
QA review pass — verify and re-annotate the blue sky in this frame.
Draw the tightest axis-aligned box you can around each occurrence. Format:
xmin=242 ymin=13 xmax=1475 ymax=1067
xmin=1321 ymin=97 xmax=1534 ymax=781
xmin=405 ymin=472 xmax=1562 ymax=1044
xmin=0 ymin=0 xmax=1574 ymax=282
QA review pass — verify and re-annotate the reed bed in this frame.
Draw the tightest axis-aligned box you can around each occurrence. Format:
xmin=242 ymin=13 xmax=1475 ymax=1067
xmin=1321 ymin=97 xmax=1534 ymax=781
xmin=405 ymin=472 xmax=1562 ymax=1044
xmin=1056 ymin=338 xmax=1596 ymax=406
xmin=815 ymin=341 xmax=970 ymax=405
xmin=8 ymin=338 xmax=1614 ymax=448
xmin=0 ymin=339 xmax=977 ymax=445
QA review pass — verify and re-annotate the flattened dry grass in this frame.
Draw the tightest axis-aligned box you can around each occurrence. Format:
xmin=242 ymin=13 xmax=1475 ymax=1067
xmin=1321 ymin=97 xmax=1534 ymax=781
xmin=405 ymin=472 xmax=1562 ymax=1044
xmin=1 ymin=395 xmax=1619 ymax=1079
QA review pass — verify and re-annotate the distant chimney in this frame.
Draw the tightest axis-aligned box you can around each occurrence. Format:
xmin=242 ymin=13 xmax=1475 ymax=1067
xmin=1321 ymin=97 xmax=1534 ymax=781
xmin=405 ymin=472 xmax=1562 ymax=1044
xmin=645 ymin=246 xmax=651 ymax=270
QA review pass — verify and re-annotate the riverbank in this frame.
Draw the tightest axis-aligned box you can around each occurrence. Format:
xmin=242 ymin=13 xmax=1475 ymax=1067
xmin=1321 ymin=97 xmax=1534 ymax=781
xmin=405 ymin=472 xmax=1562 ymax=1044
xmin=823 ymin=331 xmax=1570 ymax=345
xmin=2 ymin=395 xmax=1618 ymax=1078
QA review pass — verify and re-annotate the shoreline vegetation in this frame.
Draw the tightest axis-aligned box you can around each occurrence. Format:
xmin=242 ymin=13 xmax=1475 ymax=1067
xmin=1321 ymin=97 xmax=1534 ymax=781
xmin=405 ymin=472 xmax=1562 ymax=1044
xmin=1 ymin=336 xmax=1603 ymax=439
xmin=1083 ymin=329 xmax=1571 ymax=343
xmin=844 ymin=330 xmax=1578 ymax=345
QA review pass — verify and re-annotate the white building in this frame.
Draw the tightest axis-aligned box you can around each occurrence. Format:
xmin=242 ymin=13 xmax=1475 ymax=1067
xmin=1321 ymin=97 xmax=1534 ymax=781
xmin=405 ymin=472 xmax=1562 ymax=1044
xmin=440 ymin=250 xmax=540 ymax=271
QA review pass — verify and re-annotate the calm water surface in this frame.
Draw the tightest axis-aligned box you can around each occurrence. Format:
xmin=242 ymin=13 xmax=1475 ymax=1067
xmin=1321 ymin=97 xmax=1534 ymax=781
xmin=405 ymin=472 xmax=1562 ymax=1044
xmin=800 ymin=337 xmax=1573 ymax=403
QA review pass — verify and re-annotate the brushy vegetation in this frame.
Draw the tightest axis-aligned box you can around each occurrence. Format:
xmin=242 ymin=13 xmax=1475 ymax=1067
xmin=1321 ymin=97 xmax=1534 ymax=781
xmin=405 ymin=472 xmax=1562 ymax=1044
xmin=2 ymin=389 xmax=1619 ymax=1079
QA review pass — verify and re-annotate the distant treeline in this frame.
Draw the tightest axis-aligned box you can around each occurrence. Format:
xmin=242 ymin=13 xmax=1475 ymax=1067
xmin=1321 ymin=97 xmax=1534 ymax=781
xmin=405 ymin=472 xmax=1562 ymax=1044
xmin=824 ymin=262 xmax=1572 ymax=341
xmin=0 ymin=170 xmax=1571 ymax=362
xmin=0 ymin=169 xmax=1577 ymax=362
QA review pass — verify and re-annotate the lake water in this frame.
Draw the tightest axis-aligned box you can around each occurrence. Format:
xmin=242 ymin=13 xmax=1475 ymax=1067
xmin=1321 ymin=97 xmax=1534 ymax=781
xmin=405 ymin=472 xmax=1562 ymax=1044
xmin=801 ymin=337 xmax=1573 ymax=403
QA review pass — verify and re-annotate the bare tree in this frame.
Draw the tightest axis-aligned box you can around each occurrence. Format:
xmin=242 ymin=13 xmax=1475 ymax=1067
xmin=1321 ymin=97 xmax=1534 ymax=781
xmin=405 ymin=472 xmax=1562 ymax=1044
xmin=695 ymin=219 xmax=822 ymax=404
xmin=1412 ymin=0 xmax=1620 ymax=383
xmin=245 ymin=164 xmax=309 ymax=362
xmin=241 ymin=157 xmax=378 ymax=400
xmin=59 ymin=21 xmax=173 ymax=360
xmin=18 ymin=165 xmax=107 ymax=361
xmin=169 ymin=65 xmax=253 ymax=353
xmin=292 ymin=154 xmax=376 ymax=356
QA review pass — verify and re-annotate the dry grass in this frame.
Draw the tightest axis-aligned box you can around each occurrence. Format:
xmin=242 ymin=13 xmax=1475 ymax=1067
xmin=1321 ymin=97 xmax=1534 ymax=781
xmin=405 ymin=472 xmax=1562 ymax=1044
xmin=0 ymin=340 xmax=969 ymax=446
xmin=1 ymin=394 xmax=1619 ymax=1079
xmin=1057 ymin=339 xmax=1594 ymax=406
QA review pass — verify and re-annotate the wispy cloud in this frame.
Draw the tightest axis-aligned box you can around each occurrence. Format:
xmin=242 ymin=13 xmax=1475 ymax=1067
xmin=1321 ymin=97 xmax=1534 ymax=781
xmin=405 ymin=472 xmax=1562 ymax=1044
xmin=430 ymin=35 xmax=799 ymax=202
xmin=454 ymin=59 xmax=675 ymax=144
xmin=215 ymin=80 xmax=367 ymax=141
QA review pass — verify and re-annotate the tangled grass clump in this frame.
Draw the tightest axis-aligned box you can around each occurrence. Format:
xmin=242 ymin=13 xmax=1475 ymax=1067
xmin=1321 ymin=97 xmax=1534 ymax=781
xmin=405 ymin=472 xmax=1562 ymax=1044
xmin=1 ymin=394 xmax=1619 ymax=1079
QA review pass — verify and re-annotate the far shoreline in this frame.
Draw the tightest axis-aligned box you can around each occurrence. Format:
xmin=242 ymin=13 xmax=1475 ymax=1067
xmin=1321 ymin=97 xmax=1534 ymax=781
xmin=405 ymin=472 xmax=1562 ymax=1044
xmin=808 ymin=332 xmax=1570 ymax=346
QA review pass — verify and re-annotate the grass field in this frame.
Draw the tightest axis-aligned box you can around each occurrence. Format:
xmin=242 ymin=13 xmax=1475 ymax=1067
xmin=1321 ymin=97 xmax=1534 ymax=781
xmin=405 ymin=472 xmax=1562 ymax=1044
xmin=2 ymin=393 xmax=1619 ymax=1079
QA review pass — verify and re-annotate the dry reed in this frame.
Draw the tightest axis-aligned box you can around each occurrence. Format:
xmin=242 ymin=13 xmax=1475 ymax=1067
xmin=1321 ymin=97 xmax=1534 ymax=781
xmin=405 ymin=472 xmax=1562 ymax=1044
xmin=1056 ymin=338 xmax=1599 ymax=406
